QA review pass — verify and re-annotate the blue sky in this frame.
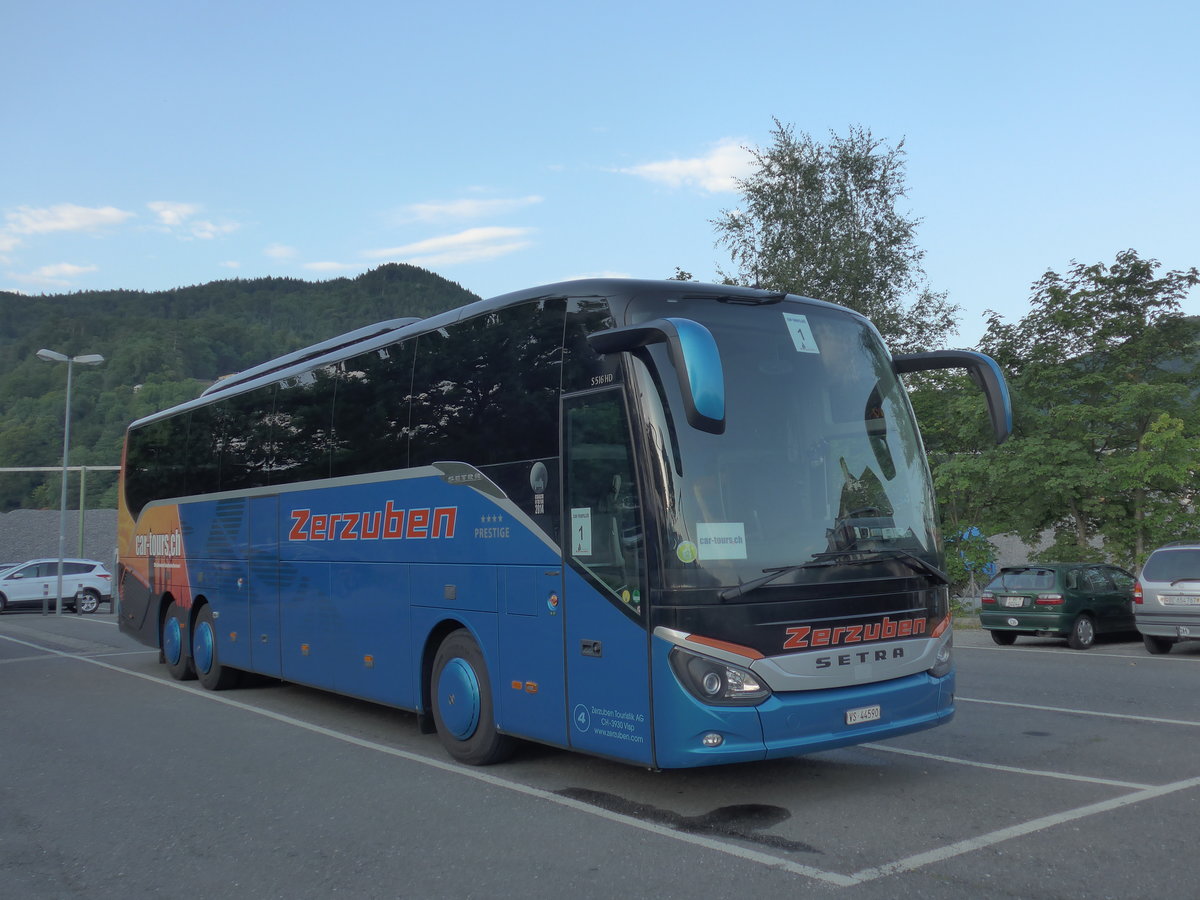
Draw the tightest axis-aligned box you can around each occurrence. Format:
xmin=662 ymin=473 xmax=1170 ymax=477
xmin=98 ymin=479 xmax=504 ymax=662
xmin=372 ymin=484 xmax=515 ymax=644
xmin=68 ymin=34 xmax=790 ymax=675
xmin=3 ymin=0 xmax=1196 ymax=346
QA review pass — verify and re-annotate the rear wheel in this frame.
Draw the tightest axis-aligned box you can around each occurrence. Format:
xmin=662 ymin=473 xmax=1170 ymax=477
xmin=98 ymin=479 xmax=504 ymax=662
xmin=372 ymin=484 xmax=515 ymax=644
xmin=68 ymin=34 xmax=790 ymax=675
xmin=431 ymin=629 xmax=514 ymax=766
xmin=76 ymin=589 xmax=101 ymax=614
xmin=1067 ymin=614 xmax=1096 ymax=650
xmin=1142 ymin=634 xmax=1174 ymax=655
xmin=193 ymin=604 xmax=240 ymax=690
xmin=989 ymin=630 xmax=1017 ymax=646
xmin=162 ymin=601 xmax=196 ymax=681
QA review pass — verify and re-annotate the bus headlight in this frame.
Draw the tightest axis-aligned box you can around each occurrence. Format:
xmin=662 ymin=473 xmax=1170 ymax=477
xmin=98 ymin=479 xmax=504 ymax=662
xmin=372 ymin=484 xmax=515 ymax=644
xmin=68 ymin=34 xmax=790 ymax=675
xmin=929 ymin=633 xmax=953 ymax=678
xmin=668 ymin=647 xmax=771 ymax=706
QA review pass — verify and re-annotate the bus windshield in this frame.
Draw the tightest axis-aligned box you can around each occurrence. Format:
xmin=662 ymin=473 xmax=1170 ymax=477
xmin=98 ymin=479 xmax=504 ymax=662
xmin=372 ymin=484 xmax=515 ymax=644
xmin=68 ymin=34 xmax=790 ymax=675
xmin=628 ymin=296 xmax=938 ymax=596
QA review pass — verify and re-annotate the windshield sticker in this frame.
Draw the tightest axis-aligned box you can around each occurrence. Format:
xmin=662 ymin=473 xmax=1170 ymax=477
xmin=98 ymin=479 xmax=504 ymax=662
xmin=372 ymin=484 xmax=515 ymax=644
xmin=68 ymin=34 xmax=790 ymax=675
xmin=676 ymin=540 xmax=698 ymax=564
xmin=782 ymin=312 xmax=820 ymax=354
xmin=571 ymin=508 xmax=592 ymax=556
xmin=696 ymin=523 xmax=748 ymax=560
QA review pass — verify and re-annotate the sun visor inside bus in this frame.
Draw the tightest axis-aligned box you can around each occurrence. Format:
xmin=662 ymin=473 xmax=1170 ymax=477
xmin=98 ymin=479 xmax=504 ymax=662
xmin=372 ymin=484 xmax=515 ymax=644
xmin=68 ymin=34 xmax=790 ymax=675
xmin=587 ymin=317 xmax=726 ymax=434
xmin=892 ymin=349 xmax=1013 ymax=445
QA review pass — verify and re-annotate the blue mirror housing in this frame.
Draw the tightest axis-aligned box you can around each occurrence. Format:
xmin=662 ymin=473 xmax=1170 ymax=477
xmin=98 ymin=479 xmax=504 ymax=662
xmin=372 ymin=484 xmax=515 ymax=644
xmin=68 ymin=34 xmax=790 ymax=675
xmin=892 ymin=349 xmax=1013 ymax=444
xmin=587 ymin=317 xmax=726 ymax=434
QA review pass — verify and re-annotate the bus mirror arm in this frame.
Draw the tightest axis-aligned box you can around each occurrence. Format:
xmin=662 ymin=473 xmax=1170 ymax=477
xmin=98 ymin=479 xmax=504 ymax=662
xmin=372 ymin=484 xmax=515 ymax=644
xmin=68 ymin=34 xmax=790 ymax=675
xmin=588 ymin=318 xmax=726 ymax=435
xmin=892 ymin=350 xmax=1013 ymax=444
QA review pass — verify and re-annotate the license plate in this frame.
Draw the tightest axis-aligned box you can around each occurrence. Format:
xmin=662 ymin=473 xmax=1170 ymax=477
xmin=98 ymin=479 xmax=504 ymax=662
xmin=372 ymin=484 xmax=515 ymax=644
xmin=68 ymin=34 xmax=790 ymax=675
xmin=1164 ymin=596 xmax=1200 ymax=606
xmin=1003 ymin=596 xmax=1024 ymax=608
xmin=846 ymin=704 xmax=881 ymax=725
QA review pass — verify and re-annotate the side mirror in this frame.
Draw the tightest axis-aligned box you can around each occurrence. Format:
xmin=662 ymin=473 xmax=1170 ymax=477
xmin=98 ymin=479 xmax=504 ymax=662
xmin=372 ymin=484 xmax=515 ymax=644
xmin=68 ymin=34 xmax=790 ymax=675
xmin=892 ymin=349 xmax=1012 ymax=444
xmin=588 ymin=317 xmax=726 ymax=434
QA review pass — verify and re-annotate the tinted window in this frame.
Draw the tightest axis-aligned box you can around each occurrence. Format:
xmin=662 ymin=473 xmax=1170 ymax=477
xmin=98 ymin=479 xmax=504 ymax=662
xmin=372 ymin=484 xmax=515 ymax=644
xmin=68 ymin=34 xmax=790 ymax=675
xmin=987 ymin=568 xmax=1057 ymax=591
xmin=125 ymin=416 xmax=190 ymax=516
xmin=220 ymin=385 xmax=277 ymax=492
xmin=1142 ymin=549 xmax=1200 ymax=583
xmin=331 ymin=339 xmax=415 ymax=477
xmin=410 ymin=300 xmax=565 ymax=468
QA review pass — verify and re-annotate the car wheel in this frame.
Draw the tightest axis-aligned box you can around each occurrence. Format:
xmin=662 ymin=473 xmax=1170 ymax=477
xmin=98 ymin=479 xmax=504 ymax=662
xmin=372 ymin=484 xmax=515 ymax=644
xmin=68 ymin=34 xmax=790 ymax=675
xmin=162 ymin=601 xmax=196 ymax=681
xmin=1142 ymin=634 xmax=1174 ymax=655
xmin=989 ymin=630 xmax=1017 ymax=646
xmin=431 ymin=629 xmax=514 ymax=766
xmin=1067 ymin=614 xmax=1096 ymax=650
xmin=76 ymin=589 xmax=101 ymax=614
xmin=0 ymin=593 xmax=6 ymax=613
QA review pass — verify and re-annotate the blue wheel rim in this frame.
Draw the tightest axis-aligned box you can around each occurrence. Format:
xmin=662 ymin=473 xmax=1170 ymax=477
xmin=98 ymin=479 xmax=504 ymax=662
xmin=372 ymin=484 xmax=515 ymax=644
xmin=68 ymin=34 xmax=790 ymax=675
xmin=163 ymin=616 xmax=182 ymax=666
xmin=194 ymin=619 xmax=215 ymax=675
xmin=437 ymin=657 xmax=481 ymax=740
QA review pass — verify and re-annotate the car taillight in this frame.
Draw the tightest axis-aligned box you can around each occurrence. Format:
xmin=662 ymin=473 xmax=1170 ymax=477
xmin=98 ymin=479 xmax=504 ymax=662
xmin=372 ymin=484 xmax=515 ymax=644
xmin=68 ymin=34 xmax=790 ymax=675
xmin=980 ymin=591 xmax=995 ymax=604
xmin=98 ymin=573 xmax=111 ymax=579
xmin=1035 ymin=593 xmax=1064 ymax=605
xmin=1134 ymin=581 xmax=1143 ymax=604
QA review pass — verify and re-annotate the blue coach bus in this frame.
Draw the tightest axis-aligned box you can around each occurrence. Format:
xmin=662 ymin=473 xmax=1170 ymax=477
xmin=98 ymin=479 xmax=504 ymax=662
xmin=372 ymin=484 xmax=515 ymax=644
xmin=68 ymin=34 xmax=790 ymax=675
xmin=117 ymin=279 xmax=1010 ymax=768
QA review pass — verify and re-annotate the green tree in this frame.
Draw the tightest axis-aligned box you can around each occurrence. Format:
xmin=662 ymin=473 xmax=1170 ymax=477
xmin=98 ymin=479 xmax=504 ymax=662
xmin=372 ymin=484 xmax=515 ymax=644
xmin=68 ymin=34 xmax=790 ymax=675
xmin=713 ymin=119 xmax=958 ymax=352
xmin=977 ymin=249 xmax=1200 ymax=566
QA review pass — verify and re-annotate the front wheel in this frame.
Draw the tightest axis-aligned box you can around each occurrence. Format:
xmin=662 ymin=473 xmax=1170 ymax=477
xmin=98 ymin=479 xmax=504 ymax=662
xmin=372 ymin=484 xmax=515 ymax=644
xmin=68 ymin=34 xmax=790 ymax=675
xmin=1142 ymin=634 xmax=1174 ymax=655
xmin=989 ymin=630 xmax=1017 ymax=646
xmin=431 ymin=629 xmax=514 ymax=766
xmin=1067 ymin=614 xmax=1096 ymax=650
xmin=162 ymin=601 xmax=196 ymax=681
xmin=193 ymin=604 xmax=240 ymax=690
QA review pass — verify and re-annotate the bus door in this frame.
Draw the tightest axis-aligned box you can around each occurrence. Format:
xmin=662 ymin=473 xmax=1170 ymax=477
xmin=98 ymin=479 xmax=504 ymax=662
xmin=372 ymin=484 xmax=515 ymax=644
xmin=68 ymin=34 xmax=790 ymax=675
xmin=562 ymin=390 xmax=653 ymax=765
xmin=247 ymin=494 xmax=282 ymax=677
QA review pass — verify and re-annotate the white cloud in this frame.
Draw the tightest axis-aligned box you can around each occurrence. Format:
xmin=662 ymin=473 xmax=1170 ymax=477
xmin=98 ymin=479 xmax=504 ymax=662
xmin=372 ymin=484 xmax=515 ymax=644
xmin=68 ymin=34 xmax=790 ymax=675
xmin=219 ymin=261 xmax=241 ymax=269
xmin=397 ymin=195 xmax=543 ymax=223
xmin=190 ymin=220 xmax=239 ymax=240
xmin=366 ymin=226 xmax=534 ymax=266
xmin=620 ymin=138 xmax=753 ymax=193
xmin=5 ymin=203 xmax=134 ymax=235
xmin=302 ymin=261 xmax=362 ymax=272
xmin=10 ymin=262 xmax=99 ymax=287
xmin=147 ymin=201 xmax=199 ymax=226
xmin=264 ymin=243 xmax=298 ymax=260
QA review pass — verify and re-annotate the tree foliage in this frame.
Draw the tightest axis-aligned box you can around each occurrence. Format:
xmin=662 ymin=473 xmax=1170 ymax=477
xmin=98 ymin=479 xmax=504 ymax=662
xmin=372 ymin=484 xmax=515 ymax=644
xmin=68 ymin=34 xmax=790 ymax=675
xmin=0 ymin=264 xmax=477 ymax=511
xmin=713 ymin=120 xmax=958 ymax=352
xmin=917 ymin=249 xmax=1200 ymax=569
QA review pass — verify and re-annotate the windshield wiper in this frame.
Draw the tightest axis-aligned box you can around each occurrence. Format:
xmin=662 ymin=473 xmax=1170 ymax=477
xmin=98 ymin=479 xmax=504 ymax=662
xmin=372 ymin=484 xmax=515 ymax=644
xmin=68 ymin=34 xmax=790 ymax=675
xmin=719 ymin=549 xmax=948 ymax=602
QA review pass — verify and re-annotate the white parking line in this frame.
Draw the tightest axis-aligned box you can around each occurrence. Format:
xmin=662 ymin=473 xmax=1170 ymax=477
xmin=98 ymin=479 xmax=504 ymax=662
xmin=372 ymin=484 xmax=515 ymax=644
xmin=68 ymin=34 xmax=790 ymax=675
xmin=8 ymin=630 xmax=1199 ymax=889
xmin=959 ymin=696 xmax=1200 ymax=728
xmin=861 ymin=743 xmax=1152 ymax=789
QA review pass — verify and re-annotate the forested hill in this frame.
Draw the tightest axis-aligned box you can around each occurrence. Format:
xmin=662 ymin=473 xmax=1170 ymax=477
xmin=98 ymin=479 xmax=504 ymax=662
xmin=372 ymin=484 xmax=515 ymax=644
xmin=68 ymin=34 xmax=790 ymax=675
xmin=0 ymin=263 xmax=479 ymax=511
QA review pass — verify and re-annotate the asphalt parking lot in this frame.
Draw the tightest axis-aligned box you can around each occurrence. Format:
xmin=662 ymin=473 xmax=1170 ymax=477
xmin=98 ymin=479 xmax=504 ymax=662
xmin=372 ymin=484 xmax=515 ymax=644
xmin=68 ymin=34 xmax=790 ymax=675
xmin=1 ymin=612 xmax=1195 ymax=899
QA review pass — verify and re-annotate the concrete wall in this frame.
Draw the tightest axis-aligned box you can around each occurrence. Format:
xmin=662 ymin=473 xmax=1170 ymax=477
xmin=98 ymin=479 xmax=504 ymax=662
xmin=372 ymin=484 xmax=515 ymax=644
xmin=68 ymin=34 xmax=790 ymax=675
xmin=0 ymin=509 xmax=118 ymax=567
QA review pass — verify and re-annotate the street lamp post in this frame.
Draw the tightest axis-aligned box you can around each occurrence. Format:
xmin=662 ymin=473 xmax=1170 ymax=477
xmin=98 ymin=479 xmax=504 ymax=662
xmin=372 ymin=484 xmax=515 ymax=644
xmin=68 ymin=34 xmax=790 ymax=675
xmin=37 ymin=349 xmax=105 ymax=616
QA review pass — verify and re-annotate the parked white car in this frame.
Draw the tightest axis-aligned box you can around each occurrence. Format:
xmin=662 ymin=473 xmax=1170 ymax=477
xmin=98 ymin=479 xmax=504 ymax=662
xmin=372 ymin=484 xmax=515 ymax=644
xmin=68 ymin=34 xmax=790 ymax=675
xmin=0 ymin=559 xmax=112 ymax=613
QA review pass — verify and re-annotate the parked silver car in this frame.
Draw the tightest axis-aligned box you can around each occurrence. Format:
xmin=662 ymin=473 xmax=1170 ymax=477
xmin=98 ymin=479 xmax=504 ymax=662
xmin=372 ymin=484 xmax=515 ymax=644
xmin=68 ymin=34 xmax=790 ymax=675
xmin=1135 ymin=542 xmax=1200 ymax=654
xmin=0 ymin=558 xmax=112 ymax=613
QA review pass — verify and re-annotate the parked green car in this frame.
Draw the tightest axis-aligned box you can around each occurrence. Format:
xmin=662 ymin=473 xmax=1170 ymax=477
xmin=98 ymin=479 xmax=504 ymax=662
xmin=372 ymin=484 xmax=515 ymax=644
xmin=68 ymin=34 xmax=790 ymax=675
xmin=979 ymin=563 xmax=1136 ymax=650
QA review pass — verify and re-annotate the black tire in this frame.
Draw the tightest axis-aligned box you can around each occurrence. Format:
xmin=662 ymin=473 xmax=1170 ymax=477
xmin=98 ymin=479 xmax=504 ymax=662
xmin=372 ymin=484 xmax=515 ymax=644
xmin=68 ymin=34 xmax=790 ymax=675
xmin=162 ymin=601 xmax=196 ymax=681
xmin=76 ymin=589 xmax=101 ymax=614
xmin=430 ymin=629 xmax=514 ymax=765
xmin=193 ymin=603 xmax=240 ymax=691
xmin=0 ymin=593 xmax=7 ymax=613
xmin=1142 ymin=634 xmax=1174 ymax=655
xmin=989 ymin=630 xmax=1017 ymax=646
xmin=1067 ymin=614 xmax=1096 ymax=650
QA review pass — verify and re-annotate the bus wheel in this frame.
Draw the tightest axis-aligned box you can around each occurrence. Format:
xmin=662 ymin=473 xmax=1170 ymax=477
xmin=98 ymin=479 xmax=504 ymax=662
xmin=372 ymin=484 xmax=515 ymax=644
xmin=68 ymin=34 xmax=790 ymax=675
xmin=431 ymin=629 xmax=514 ymax=766
xmin=162 ymin=601 xmax=196 ymax=681
xmin=193 ymin=604 xmax=240 ymax=691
